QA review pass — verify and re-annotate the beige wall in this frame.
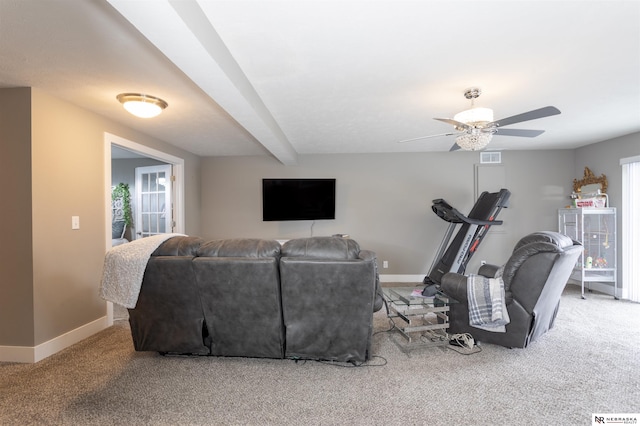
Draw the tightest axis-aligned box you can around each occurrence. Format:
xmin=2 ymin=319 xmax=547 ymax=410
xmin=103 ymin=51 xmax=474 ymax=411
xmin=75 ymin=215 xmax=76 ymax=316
xmin=30 ymin=89 xmax=108 ymax=343
xmin=200 ymin=150 xmax=576 ymax=275
xmin=0 ymin=87 xmax=201 ymax=354
xmin=0 ymin=88 xmax=35 ymax=346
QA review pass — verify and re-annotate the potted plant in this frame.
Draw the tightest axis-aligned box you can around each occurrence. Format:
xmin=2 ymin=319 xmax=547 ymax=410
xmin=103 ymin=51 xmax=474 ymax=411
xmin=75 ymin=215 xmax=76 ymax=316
xmin=111 ymin=183 xmax=133 ymax=227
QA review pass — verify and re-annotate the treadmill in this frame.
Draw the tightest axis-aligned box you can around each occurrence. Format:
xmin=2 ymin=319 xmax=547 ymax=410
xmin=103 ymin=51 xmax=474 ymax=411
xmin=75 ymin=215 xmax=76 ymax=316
xmin=422 ymin=188 xmax=511 ymax=296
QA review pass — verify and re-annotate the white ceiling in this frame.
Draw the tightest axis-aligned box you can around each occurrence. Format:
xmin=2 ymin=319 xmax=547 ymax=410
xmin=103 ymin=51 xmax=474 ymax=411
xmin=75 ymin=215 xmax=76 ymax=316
xmin=1 ymin=1 xmax=639 ymax=165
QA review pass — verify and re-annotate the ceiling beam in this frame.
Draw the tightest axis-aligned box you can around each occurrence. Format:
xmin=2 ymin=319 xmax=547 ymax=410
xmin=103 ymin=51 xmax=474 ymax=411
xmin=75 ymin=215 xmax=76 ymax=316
xmin=106 ymin=0 xmax=298 ymax=165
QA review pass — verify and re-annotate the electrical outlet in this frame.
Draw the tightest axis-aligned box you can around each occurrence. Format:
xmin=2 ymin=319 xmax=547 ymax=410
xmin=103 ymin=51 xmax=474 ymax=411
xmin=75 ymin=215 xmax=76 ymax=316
xmin=71 ymin=216 xmax=80 ymax=230
xmin=383 ymin=260 xmax=389 ymax=269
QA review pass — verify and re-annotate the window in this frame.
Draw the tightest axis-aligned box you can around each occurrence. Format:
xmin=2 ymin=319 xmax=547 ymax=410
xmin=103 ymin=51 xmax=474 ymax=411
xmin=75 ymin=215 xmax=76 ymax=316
xmin=620 ymin=155 xmax=640 ymax=302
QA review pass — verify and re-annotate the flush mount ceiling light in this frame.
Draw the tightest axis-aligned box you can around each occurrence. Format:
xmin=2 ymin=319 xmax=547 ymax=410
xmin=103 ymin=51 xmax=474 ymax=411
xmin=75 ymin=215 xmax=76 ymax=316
xmin=116 ymin=93 xmax=168 ymax=118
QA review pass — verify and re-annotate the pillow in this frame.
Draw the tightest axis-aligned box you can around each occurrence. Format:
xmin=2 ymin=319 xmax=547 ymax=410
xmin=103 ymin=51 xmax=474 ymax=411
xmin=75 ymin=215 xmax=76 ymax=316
xmin=112 ymin=221 xmax=125 ymax=239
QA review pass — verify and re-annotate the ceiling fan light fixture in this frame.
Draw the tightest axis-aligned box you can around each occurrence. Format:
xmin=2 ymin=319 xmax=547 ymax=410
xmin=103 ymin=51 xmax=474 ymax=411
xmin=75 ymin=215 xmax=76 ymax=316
xmin=456 ymin=132 xmax=493 ymax=151
xmin=117 ymin=93 xmax=168 ymax=118
xmin=453 ymin=107 xmax=494 ymax=126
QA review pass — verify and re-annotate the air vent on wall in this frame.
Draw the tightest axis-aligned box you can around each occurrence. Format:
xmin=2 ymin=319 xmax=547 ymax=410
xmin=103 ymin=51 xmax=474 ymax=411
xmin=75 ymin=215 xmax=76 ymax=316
xmin=480 ymin=151 xmax=502 ymax=164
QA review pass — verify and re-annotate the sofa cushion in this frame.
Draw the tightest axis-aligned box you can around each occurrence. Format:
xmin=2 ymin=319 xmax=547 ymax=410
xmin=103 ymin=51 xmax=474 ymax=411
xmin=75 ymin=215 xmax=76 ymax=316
xmin=281 ymin=236 xmax=360 ymax=260
xmin=197 ymin=238 xmax=281 ymax=258
xmin=152 ymin=236 xmax=204 ymax=256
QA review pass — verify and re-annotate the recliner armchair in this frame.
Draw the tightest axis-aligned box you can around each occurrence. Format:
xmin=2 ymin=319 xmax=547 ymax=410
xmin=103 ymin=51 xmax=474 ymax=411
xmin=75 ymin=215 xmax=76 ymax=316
xmin=441 ymin=231 xmax=583 ymax=348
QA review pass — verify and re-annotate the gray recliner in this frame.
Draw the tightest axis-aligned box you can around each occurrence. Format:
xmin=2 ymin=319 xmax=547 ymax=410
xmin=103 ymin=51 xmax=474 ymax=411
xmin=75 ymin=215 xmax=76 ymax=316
xmin=441 ymin=231 xmax=583 ymax=348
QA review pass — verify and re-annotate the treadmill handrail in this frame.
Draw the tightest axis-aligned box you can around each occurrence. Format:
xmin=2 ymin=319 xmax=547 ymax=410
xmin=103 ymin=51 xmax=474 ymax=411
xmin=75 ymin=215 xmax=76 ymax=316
xmin=431 ymin=199 xmax=465 ymax=223
xmin=431 ymin=199 xmax=503 ymax=226
xmin=464 ymin=217 xmax=503 ymax=226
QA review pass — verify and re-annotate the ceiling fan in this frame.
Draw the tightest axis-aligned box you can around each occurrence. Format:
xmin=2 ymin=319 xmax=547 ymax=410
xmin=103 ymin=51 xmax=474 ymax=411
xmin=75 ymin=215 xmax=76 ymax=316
xmin=399 ymin=88 xmax=561 ymax=151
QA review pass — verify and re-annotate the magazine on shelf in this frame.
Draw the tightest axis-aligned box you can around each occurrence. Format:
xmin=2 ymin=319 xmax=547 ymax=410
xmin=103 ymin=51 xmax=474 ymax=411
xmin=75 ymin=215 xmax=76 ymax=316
xmin=410 ymin=288 xmax=436 ymax=300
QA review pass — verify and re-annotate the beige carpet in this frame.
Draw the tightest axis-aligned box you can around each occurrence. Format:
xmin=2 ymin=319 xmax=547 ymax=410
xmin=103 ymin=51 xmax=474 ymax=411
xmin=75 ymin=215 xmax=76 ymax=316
xmin=1 ymin=285 xmax=638 ymax=426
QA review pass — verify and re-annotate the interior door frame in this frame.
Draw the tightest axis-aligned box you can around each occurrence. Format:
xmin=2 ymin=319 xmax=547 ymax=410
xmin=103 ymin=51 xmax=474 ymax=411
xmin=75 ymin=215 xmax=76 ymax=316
xmin=103 ymin=132 xmax=185 ymax=325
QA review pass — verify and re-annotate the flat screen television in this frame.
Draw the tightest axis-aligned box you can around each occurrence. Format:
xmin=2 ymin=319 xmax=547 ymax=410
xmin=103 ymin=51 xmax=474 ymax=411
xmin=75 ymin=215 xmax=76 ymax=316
xmin=262 ymin=178 xmax=336 ymax=221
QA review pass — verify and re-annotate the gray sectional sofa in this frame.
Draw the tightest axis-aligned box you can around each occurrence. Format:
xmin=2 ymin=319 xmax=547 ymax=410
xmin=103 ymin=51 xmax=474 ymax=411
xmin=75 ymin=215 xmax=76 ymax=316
xmin=127 ymin=236 xmax=382 ymax=363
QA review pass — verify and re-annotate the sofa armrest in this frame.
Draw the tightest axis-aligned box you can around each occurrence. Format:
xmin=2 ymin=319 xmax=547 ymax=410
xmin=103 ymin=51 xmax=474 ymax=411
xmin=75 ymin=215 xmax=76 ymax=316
xmin=440 ymin=272 xmax=468 ymax=303
xmin=359 ymin=250 xmax=383 ymax=312
xmin=478 ymin=263 xmax=501 ymax=278
xmin=357 ymin=249 xmax=375 ymax=262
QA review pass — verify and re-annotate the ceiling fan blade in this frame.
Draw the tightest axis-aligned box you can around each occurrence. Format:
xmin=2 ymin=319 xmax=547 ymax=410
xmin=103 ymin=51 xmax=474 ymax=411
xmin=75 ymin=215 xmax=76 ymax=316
xmin=494 ymin=128 xmax=545 ymax=137
xmin=449 ymin=143 xmax=461 ymax=152
xmin=434 ymin=117 xmax=471 ymax=131
xmin=397 ymin=132 xmax=459 ymax=143
xmin=489 ymin=106 xmax=561 ymax=128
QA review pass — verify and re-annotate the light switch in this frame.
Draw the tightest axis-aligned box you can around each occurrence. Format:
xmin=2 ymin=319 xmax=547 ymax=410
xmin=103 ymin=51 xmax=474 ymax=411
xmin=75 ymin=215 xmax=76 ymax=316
xmin=71 ymin=216 xmax=80 ymax=230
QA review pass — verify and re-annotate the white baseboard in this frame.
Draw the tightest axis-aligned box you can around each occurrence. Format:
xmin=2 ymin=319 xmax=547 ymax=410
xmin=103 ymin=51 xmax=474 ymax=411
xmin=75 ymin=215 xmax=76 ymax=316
xmin=567 ymin=280 xmax=617 ymax=298
xmin=380 ymin=274 xmax=424 ymax=283
xmin=0 ymin=316 xmax=110 ymax=363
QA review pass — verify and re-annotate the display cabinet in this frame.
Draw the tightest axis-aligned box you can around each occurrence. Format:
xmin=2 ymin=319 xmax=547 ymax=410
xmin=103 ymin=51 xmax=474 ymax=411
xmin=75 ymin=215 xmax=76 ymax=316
xmin=558 ymin=208 xmax=617 ymax=299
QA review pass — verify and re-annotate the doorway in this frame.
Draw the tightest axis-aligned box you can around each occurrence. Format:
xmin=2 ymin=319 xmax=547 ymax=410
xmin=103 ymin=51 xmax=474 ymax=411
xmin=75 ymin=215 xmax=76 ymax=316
xmin=103 ymin=133 xmax=186 ymax=325
xmin=104 ymin=132 xmax=185 ymax=247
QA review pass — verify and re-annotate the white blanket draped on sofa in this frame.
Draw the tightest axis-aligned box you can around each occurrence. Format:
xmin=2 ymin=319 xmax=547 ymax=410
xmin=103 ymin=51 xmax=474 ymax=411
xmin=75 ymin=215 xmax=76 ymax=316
xmin=99 ymin=233 xmax=184 ymax=308
xmin=467 ymin=269 xmax=510 ymax=333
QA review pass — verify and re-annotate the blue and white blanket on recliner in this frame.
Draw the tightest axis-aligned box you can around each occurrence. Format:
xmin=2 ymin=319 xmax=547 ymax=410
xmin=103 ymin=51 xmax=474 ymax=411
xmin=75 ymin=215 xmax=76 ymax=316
xmin=467 ymin=267 xmax=510 ymax=333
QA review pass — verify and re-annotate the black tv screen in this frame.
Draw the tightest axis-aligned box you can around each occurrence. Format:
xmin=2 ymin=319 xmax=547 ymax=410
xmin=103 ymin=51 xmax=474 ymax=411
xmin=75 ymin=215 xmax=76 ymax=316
xmin=262 ymin=178 xmax=336 ymax=221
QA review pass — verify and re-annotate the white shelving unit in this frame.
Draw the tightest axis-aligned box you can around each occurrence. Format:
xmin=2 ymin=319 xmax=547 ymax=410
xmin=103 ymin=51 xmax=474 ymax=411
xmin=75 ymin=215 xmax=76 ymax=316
xmin=558 ymin=208 xmax=617 ymax=299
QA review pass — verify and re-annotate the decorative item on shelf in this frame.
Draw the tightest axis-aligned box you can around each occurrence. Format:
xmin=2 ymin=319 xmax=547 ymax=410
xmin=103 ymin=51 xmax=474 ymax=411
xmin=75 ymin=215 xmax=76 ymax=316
xmin=585 ymin=256 xmax=593 ymax=269
xmin=570 ymin=167 xmax=609 ymax=207
xmin=602 ymin=220 xmax=610 ymax=249
xmin=575 ymin=195 xmax=607 ymax=208
xmin=594 ymin=257 xmax=607 ymax=268
xmin=573 ymin=167 xmax=608 ymax=193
